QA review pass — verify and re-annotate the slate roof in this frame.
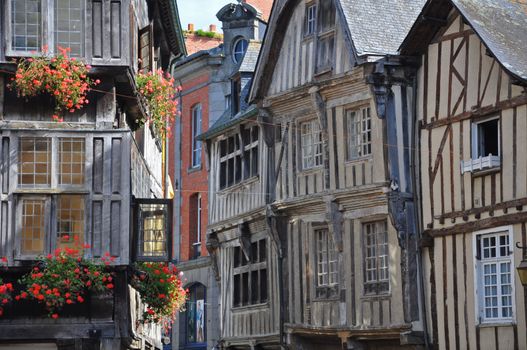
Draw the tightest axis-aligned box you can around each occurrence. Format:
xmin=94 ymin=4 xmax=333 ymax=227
xmin=452 ymin=0 xmax=527 ymax=82
xmin=338 ymin=0 xmax=426 ymax=56
xmin=239 ymin=41 xmax=262 ymax=73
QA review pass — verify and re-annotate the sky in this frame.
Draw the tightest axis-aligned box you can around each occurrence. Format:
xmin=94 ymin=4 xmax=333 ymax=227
xmin=177 ymin=0 xmax=235 ymax=32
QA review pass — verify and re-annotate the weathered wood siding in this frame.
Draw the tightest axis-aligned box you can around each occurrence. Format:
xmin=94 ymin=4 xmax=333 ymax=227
xmin=268 ymin=2 xmax=352 ymax=97
xmin=218 ymin=225 xmax=280 ymax=341
xmin=208 ymin=126 xmax=268 ymax=225
xmin=285 ymin=214 xmax=406 ymax=329
xmin=418 ymin=12 xmax=527 ymax=350
xmin=272 ymin=71 xmax=386 ymax=202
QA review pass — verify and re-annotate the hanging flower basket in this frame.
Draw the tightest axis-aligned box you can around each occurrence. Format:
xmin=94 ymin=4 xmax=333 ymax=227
xmin=0 ymin=257 xmax=13 ymax=317
xmin=8 ymin=46 xmax=100 ymax=122
xmin=17 ymin=236 xmax=113 ymax=319
xmin=131 ymin=262 xmax=187 ymax=328
xmin=135 ymin=69 xmax=180 ymax=137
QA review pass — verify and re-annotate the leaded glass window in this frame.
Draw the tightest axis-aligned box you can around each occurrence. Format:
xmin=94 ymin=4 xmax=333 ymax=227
xmin=11 ymin=0 xmax=42 ymax=52
xmin=54 ymin=0 xmax=84 ymax=56
xmin=363 ymin=221 xmax=389 ymax=295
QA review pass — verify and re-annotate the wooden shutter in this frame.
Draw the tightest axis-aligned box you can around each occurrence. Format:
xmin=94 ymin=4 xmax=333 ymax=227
xmin=138 ymin=23 xmax=154 ymax=72
xmin=90 ymin=133 xmax=131 ymax=265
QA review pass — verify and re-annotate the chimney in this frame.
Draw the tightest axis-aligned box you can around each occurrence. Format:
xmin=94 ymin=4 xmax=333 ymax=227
xmin=188 ymin=23 xmax=194 ymax=31
xmin=209 ymin=24 xmax=217 ymax=33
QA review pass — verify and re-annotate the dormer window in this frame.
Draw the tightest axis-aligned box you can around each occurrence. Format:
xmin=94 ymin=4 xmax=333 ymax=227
xmin=233 ymin=37 xmax=248 ymax=64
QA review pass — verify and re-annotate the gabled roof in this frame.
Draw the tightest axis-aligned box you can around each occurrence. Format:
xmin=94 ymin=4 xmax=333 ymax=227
xmin=338 ymin=0 xmax=426 ymax=57
xmin=250 ymin=0 xmax=426 ymax=102
xmin=401 ymin=0 xmax=527 ymax=83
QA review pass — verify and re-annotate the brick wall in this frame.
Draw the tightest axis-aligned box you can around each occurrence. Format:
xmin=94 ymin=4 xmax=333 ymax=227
xmin=245 ymin=0 xmax=274 ymax=22
xmin=169 ymin=72 xmax=210 ymax=262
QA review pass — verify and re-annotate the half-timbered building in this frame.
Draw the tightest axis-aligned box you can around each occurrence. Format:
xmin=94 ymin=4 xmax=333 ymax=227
xmin=238 ymin=0 xmax=427 ymax=348
xmin=0 ymin=1 xmax=185 ymax=349
xmin=393 ymin=0 xmax=527 ymax=349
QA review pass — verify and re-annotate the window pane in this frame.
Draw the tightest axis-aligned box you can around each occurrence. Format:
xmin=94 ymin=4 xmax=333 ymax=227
xmin=363 ymin=221 xmax=389 ymax=294
xmin=21 ymin=199 xmax=46 ymax=255
xmin=192 ymin=105 xmax=202 ymax=167
xmin=19 ymin=138 xmax=51 ymax=187
xmin=139 ymin=203 xmax=168 ymax=257
xmin=59 ymin=138 xmax=85 ymax=186
xmin=11 ymin=0 xmax=42 ymax=51
xmin=54 ymin=0 xmax=84 ymax=56
xmin=57 ymin=195 xmax=85 ymax=248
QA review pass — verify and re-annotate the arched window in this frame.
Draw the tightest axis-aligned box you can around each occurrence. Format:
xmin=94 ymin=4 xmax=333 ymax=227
xmin=185 ymin=283 xmax=206 ymax=346
xmin=232 ymin=37 xmax=248 ymax=64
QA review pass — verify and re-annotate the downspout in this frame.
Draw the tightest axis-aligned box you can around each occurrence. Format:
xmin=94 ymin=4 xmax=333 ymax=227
xmin=409 ymin=68 xmax=431 ymax=350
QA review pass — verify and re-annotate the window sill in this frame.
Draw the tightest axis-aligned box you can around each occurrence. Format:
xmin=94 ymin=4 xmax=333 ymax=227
xmin=361 ymin=292 xmax=391 ymax=300
xmin=345 ymin=156 xmax=373 ymax=165
xmin=477 ymin=321 xmax=515 ymax=328
xmin=314 ymin=67 xmax=333 ymax=77
xmin=187 ymin=165 xmax=202 ymax=174
xmin=13 ymin=189 xmax=90 ymax=195
xmin=232 ymin=301 xmax=269 ymax=312
xmin=299 ymin=166 xmax=323 ymax=176
xmin=302 ymin=34 xmax=315 ymax=42
xmin=218 ymin=175 xmax=259 ymax=195
xmin=461 ymin=156 xmax=500 ymax=174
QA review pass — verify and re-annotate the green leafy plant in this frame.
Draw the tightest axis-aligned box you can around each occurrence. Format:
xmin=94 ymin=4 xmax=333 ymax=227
xmin=8 ymin=46 xmax=100 ymax=121
xmin=131 ymin=262 xmax=187 ymax=328
xmin=17 ymin=236 xmax=113 ymax=318
xmin=136 ymin=69 xmax=180 ymax=137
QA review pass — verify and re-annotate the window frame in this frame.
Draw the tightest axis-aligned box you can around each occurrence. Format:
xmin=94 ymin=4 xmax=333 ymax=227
xmin=134 ymin=198 xmax=172 ymax=262
xmin=218 ymin=125 xmax=259 ymax=190
xmin=5 ymin=0 xmax=86 ymax=57
xmin=314 ymin=227 xmax=339 ymax=299
xmin=15 ymin=135 xmax=89 ymax=260
xmin=299 ymin=119 xmax=323 ymax=170
xmin=471 ymin=116 xmax=501 ymax=160
xmin=362 ymin=220 xmax=390 ymax=296
xmin=305 ymin=3 xmax=317 ymax=36
xmin=191 ymin=104 xmax=203 ymax=168
xmin=462 ymin=116 xmax=501 ymax=173
xmin=232 ymin=37 xmax=248 ymax=64
xmin=473 ymin=226 xmax=515 ymax=325
xmin=190 ymin=193 xmax=202 ymax=260
xmin=345 ymin=106 xmax=372 ymax=161
xmin=232 ymin=238 xmax=268 ymax=309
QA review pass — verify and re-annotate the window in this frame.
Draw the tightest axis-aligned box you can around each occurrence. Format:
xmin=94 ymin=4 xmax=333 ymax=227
xmin=346 ymin=107 xmax=372 ymax=160
xmin=315 ymin=228 xmax=338 ymax=296
xmin=54 ymin=0 xmax=84 ymax=57
xmin=305 ymin=4 xmax=317 ymax=36
xmin=219 ymin=126 xmax=259 ymax=189
xmin=462 ymin=117 xmax=501 ymax=173
xmin=136 ymin=200 xmax=171 ymax=260
xmin=11 ymin=0 xmax=42 ymax=52
xmin=475 ymin=229 xmax=514 ymax=323
xmin=363 ymin=221 xmax=389 ymax=295
xmin=300 ymin=120 xmax=323 ymax=170
xmin=192 ymin=104 xmax=202 ymax=168
xmin=9 ymin=0 xmax=85 ymax=56
xmin=139 ymin=24 xmax=153 ymax=72
xmin=233 ymin=239 xmax=267 ymax=307
xmin=17 ymin=137 xmax=87 ymax=257
xmin=185 ymin=284 xmax=206 ymax=344
xmin=190 ymin=194 xmax=202 ymax=259
xmin=232 ymin=78 xmax=241 ymax=115
xmin=232 ymin=37 xmax=248 ymax=64
xmin=315 ymin=0 xmax=335 ymax=72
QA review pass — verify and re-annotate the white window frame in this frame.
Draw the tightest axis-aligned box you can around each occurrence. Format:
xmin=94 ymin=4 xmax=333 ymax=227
xmin=300 ymin=119 xmax=323 ymax=170
xmin=363 ymin=220 xmax=390 ymax=296
xmin=232 ymin=37 xmax=248 ymax=64
xmin=461 ymin=116 xmax=501 ymax=174
xmin=315 ymin=228 xmax=338 ymax=287
xmin=305 ymin=4 xmax=317 ymax=36
xmin=346 ymin=106 xmax=372 ymax=161
xmin=473 ymin=226 xmax=515 ymax=325
xmin=5 ymin=0 xmax=86 ymax=57
xmin=191 ymin=104 xmax=202 ymax=168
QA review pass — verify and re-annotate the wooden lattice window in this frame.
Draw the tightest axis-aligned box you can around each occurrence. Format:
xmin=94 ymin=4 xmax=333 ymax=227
xmin=10 ymin=0 xmax=42 ymax=52
xmin=139 ymin=23 xmax=153 ymax=72
xmin=233 ymin=239 xmax=268 ymax=307
xmin=54 ymin=0 xmax=84 ymax=56
xmin=18 ymin=138 xmax=51 ymax=187
xmin=219 ymin=126 xmax=259 ymax=189
xmin=300 ymin=120 xmax=323 ymax=170
xmin=363 ymin=221 xmax=389 ymax=295
xmin=346 ymin=107 xmax=372 ymax=160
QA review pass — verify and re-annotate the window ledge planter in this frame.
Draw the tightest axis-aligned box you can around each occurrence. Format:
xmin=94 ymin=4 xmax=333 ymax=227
xmin=461 ymin=155 xmax=501 ymax=174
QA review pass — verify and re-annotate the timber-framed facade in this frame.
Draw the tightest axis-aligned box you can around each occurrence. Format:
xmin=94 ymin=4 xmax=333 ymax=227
xmin=0 ymin=1 xmax=186 ymax=349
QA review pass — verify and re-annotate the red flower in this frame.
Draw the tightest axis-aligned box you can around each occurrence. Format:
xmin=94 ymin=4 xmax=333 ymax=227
xmin=20 ymin=292 xmax=28 ymax=299
xmin=15 ymin=296 xmax=20 ymax=301
xmin=77 ymin=296 xmax=84 ymax=303
xmin=66 ymin=299 xmax=73 ymax=304
xmin=51 ymin=313 xmax=59 ymax=319
xmin=85 ymin=281 xmax=92 ymax=287
xmin=158 ymin=294 xmax=166 ymax=299
xmin=1 ymin=299 xmax=8 ymax=304
xmin=0 ymin=257 xmax=7 ymax=263
xmin=106 ymin=283 xmax=114 ymax=289
xmin=147 ymin=308 xmax=155 ymax=315
xmin=37 ymin=294 xmax=45 ymax=301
